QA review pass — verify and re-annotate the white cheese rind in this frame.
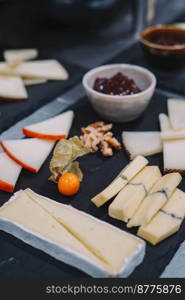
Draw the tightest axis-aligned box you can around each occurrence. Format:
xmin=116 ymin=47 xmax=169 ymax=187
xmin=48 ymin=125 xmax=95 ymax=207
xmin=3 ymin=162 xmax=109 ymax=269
xmin=0 ymin=191 xmax=145 ymax=278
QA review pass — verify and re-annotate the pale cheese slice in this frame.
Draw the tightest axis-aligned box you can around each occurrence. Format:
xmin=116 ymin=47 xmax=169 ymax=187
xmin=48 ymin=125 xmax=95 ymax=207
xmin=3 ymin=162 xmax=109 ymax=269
xmin=0 ymin=62 xmax=16 ymax=76
xmin=138 ymin=188 xmax=185 ymax=245
xmin=14 ymin=59 xmax=68 ymax=80
xmin=91 ymin=155 xmax=148 ymax=207
xmin=0 ymin=152 xmax=22 ymax=192
xmin=122 ymin=131 xmax=162 ymax=159
xmin=1 ymin=138 xmax=55 ymax=172
xmin=25 ymin=188 xmax=145 ymax=275
xmin=0 ymin=190 xmax=110 ymax=274
xmin=0 ymin=76 xmax=27 ymax=100
xmin=4 ymin=49 xmax=38 ymax=67
xmin=161 ymin=129 xmax=185 ymax=141
xmin=168 ymin=98 xmax=185 ymax=129
xmin=109 ymin=166 xmax=161 ymax=222
xmin=127 ymin=173 xmax=182 ymax=228
xmin=159 ymin=113 xmax=172 ymax=132
xmin=23 ymin=78 xmax=47 ymax=86
xmin=23 ymin=110 xmax=74 ymax=140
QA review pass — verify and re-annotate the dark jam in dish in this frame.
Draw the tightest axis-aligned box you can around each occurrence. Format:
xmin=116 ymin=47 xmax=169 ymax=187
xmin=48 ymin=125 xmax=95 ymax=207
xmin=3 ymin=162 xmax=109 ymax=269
xmin=147 ymin=30 xmax=185 ymax=46
xmin=93 ymin=72 xmax=141 ymax=96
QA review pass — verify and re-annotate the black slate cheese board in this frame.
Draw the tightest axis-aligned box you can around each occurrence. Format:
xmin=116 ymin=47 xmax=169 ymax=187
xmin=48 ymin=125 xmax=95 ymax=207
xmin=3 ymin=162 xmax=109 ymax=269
xmin=0 ymin=90 xmax=185 ymax=278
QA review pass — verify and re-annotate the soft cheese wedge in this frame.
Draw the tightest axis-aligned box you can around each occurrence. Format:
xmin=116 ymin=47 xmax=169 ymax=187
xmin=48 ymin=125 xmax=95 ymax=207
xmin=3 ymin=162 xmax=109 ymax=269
xmin=122 ymin=131 xmax=162 ymax=159
xmin=91 ymin=156 xmax=148 ymax=207
xmin=25 ymin=188 xmax=145 ymax=276
xmin=138 ymin=189 xmax=185 ymax=245
xmin=14 ymin=59 xmax=68 ymax=80
xmin=0 ymin=152 xmax=22 ymax=192
xmin=109 ymin=166 xmax=161 ymax=222
xmin=127 ymin=173 xmax=182 ymax=228
xmin=4 ymin=49 xmax=38 ymax=67
xmin=23 ymin=110 xmax=74 ymax=140
xmin=0 ymin=76 xmax=27 ymax=100
xmin=159 ymin=114 xmax=185 ymax=174
xmin=168 ymin=99 xmax=185 ymax=129
xmin=1 ymin=138 xmax=55 ymax=172
xmin=0 ymin=190 xmax=112 ymax=276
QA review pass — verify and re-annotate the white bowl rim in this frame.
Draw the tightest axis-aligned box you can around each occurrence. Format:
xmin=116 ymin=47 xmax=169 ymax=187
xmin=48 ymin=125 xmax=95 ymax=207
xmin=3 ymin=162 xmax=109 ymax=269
xmin=82 ymin=63 xmax=156 ymax=102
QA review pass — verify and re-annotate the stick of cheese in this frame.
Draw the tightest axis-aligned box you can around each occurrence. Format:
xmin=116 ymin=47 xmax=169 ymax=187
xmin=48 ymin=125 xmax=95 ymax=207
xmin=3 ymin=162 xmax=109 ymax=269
xmin=108 ymin=166 xmax=161 ymax=222
xmin=91 ymin=156 xmax=148 ymax=207
xmin=138 ymin=188 xmax=185 ymax=245
xmin=3 ymin=49 xmax=38 ymax=67
xmin=127 ymin=173 xmax=182 ymax=228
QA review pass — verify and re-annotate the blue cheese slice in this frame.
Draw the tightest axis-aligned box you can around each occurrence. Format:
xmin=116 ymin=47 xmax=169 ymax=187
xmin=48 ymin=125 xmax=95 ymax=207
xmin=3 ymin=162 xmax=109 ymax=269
xmin=108 ymin=166 xmax=161 ymax=222
xmin=138 ymin=189 xmax=185 ymax=245
xmin=25 ymin=188 xmax=145 ymax=277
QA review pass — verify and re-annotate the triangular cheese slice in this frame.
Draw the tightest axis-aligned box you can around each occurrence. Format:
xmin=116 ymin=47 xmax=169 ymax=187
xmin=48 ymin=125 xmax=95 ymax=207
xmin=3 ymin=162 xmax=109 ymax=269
xmin=3 ymin=49 xmax=38 ymax=67
xmin=23 ymin=110 xmax=74 ymax=140
xmin=122 ymin=131 xmax=162 ymax=159
xmin=0 ymin=76 xmax=27 ymax=100
xmin=0 ymin=190 xmax=109 ymax=273
xmin=0 ymin=152 xmax=22 ymax=192
xmin=25 ymin=188 xmax=145 ymax=274
xmin=0 ymin=62 xmax=15 ymax=76
xmin=168 ymin=98 xmax=185 ymax=129
xmin=1 ymin=138 xmax=55 ymax=172
xmin=14 ymin=59 xmax=68 ymax=80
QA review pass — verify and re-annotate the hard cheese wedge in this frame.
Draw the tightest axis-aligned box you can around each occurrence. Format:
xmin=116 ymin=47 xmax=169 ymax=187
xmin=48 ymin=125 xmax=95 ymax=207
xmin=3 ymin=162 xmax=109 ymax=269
xmin=127 ymin=173 xmax=182 ymax=228
xmin=159 ymin=114 xmax=185 ymax=174
xmin=109 ymin=166 xmax=161 ymax=222
xmin=168 ymin=98 xmax=185 ymax=129
xmin=122 ymin=131 xmax=162 ymax=159
xmin=0 ymin=152 xmax=22 ymax=192
xmin=1 ymin=138 xmax=55 ymax=172
xmin=23 ymin=110 xmax=74 ymax=140
xmin=25 ymin=188 xmax=145 ymax=276
xmin=0 ymin=76 xmax=27 ymax=100
xmin=138 ymin=189 xmax=185 ymax=245
xmin=0 ymin=190 xmax=112 ymax=277
xmin=91 ymin=155 xmax=148 ymax=207
xmin=4 ymin=49 xmax=38 ymax=67
xmin=14 ymin=59 xmax=68 ymax=80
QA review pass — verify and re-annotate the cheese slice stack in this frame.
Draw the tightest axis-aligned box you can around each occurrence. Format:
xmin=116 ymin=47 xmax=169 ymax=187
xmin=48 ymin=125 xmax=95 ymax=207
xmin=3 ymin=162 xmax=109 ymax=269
xmin=109 ymin=166 xmax=161 ymax=222
xmin=23 ymin=110 xmax=74 ymax=140
xmin=91 ymin=155 xmax=148 ymax=207
xmin=1 ymin=138 xmax=55 ymax=173
xmin=0 ymin=76 xmax=28 ymax=100
xmin=0 ymin=152 xmax=22 ymax=192
xmin=3 ymin=49 xmax=38 ymax=67
xmin=159 ymin=113 xmax=185 ymax=174
xmin=14 ymin=59 xmax=68 ymax=80
xmin=138 ymin=188 xmax=185 ymax=245
xmin=127 ymin=173 xmax=182 ymax=228
xmin=122 ymin=131 xmax=162 ymax=159
xmin=0 ymin=189 xmax=145 ymax=277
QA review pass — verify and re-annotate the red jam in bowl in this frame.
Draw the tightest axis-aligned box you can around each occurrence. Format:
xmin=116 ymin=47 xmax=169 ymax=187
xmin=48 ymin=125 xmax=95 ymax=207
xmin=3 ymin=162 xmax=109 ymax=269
xmin=93 ymin=72 xmax=141 ymax=96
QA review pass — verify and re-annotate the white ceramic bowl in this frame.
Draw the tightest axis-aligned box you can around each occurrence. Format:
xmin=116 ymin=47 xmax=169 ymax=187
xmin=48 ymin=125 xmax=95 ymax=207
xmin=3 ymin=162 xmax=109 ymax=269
xmin=82 ymin=64 xmax=156 ymax=122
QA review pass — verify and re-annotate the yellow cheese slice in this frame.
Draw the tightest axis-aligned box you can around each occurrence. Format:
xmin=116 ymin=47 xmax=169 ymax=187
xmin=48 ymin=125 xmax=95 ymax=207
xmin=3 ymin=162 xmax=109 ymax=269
xmin=127 ymin=173 xmax=182 ymax=228
xmin=91 ymin=155 xmax=148 ymax=207
xmin=4 ymin=49 xmax=38 ymax=67
xmin=0 ymin=76 xmax=28 ymax=100
xmin=138 ymin=188 xmax=185 ymax=245
xmin=14 ymin=59 xmax=68 ymax=80
xmin=25 ymin=188 xmax=145 ymax=274
xmin=0 ymin=190 xmax=109 ymax=272
xmin=109 ymin=166 xmax=161 ymax=222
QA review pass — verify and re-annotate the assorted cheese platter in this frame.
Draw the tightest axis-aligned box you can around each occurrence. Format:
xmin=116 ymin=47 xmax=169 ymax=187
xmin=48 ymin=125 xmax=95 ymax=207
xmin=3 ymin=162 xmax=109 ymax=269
xmin=1 ymin=50 xmax=185 ymax=278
